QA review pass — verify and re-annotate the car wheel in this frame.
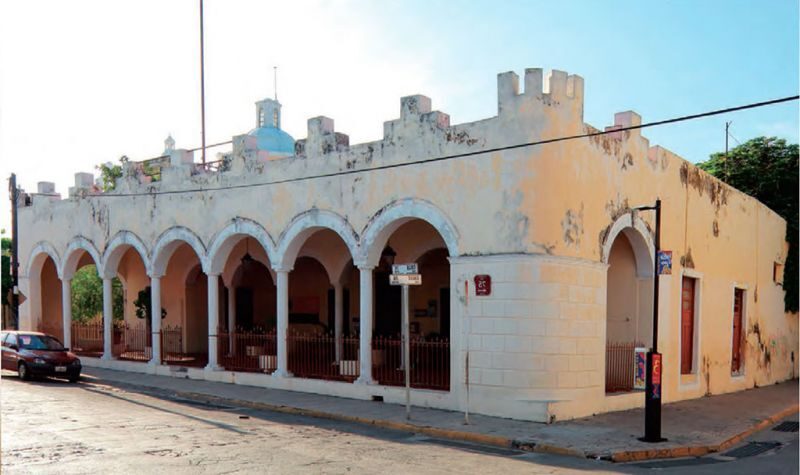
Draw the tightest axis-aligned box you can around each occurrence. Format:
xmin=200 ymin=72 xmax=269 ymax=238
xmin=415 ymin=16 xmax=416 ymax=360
xmin=18 ymin=362 xmax=30 ymax=381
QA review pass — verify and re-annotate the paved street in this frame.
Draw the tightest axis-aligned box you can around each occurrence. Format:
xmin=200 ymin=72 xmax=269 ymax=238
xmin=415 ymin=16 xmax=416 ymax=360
xmin=1 ymin=373 xmax=797 ymax=474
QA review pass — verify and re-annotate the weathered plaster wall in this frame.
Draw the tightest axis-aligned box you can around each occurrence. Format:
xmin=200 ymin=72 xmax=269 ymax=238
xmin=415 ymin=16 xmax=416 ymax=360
xmin=16 ymin=66 xmax=793 ymax=422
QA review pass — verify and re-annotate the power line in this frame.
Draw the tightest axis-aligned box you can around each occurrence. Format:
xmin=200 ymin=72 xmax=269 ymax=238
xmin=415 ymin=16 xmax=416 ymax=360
xmin=78 ymin=95 xmax=799 ymax=199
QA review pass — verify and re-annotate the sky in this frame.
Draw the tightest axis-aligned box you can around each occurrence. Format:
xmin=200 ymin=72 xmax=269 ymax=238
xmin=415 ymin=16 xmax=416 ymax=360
xmin=0 ymin=0 xmax=798 ymax=233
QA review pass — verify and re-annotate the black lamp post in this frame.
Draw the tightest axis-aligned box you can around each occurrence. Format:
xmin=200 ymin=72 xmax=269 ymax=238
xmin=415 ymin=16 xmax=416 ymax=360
xmin=634 ymin=199 xmax=667 ymax=443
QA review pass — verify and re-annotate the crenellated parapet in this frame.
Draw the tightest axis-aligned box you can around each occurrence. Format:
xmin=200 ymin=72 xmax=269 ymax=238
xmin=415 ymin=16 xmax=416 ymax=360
xmin=18 ymin=66 xmax=705 ymax=207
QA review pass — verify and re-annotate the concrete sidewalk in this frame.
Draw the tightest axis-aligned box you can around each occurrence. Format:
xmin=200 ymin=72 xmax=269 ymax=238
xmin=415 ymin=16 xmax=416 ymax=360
xmin=79 ymin=367 xmax=797 ymax=462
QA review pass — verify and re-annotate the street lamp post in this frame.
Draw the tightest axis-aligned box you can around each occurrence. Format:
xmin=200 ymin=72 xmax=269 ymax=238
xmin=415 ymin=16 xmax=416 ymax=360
xmin=634 ymin=199 xmax=666 ymax=443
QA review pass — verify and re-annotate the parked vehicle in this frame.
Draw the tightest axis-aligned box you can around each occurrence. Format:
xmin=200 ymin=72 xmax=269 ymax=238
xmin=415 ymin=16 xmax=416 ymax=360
xmin=0 ymin=331 xmax=81 ymax=383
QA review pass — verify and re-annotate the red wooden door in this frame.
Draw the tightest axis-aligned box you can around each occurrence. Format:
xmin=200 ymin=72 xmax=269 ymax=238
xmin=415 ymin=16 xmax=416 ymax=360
xmin=681 ymin=277 xmax=695 ymax=374
xmin=731 ymin=289 xmax=744 ymax=373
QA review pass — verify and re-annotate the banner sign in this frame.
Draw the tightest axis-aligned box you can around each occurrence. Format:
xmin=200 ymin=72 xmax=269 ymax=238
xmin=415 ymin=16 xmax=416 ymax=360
xmin=657 ymin=251 xmax=672 ymax=275
xmin=651 ymin=353 xmax=662 ymax=400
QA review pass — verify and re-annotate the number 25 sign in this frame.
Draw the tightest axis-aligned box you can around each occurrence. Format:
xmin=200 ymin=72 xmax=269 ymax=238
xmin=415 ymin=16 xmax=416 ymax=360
xmin=474 ymin=275 xmax=491 ymax=296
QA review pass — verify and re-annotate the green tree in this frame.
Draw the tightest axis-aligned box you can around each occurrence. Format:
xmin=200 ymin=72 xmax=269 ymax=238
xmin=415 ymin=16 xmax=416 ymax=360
xmin=96 ymin=155 xmax=129 ymax=192
xmin=70 ymin=265 xmax=124 ymax=321
xmin=698 ymin=136 xmax=798 ymax=312
xmin=1 ymin=237 xmax=10 ymax=306
xmin=133 ymin=286 xmax=166 ymax=333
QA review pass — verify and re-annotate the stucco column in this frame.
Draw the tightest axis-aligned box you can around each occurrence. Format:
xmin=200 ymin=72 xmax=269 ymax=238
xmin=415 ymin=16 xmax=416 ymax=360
xmin=356 ymin=265 xmax=375 ymax=384
xmin=206 ymin=273 xmax=221 ymax=370
xmin=227 ymin=285 xmax=236 ymax=356
xmin=61 ymin=278 xmax=72 ymax=349
xmin=102 ymin=277 xmax=113 ymax=360
xmin=334 ymin=282 xmax=343 ymax=363
xmin=150 ymin=276 xmax=162 ymax=365
xmin=275 ymin=269 xmax=291 ymax=377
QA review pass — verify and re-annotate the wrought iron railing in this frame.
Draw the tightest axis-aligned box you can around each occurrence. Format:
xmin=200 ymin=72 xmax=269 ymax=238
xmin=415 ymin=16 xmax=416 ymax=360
xmin=287 ymin=332 xmax=360 ymax=382
xmin=218 ymin=328 xmax=277 ymax=373
xmin=605 ymin=341 xmax=642 ymax=393
xmin=372 ymin=336 xmax=450 ymax=391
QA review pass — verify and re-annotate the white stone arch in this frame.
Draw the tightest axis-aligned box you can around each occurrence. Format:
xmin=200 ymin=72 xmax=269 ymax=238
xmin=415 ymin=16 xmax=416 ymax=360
xmin=206 ymin=218 xmax=278 ymax=276
xmin=601 ymin=213 xmax=655 ymax=277
xmin=101 ymin=230 xmax=151 ymax=278
xmin=25 ymin=241 xmax=61 ymax=279
xmin=275 ymin=209 xmax=359 ymax=271
xmin=61 ymin=236 xmax=103 ymax=279
xmin=360 ymin=198 xmax=459 ymax=267
xmin=151 ymin=226 xmax=207 ymax=277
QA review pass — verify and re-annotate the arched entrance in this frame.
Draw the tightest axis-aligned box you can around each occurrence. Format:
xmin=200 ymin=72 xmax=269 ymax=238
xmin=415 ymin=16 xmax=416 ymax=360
xmin=105 ymin=240 xmax=152 ymax=363
xmin=370 ymin=219 xmax=452 ymax=391
xmin=283 ymin=229 xmax=359 ymax=381
xmin=30 ymin=254 xmax=63 ymax=340
xmin=211 ymin=234 xmax=277 ymax=373
xmin=605 ymin=224 xmax=654 ymax=393
xmin=158 ymin=241 xmax=208 ymax=367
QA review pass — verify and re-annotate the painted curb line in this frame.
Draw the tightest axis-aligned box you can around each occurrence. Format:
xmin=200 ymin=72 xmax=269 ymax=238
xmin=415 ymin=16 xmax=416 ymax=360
xmin=82 ymin=375 xmax=797 ymax=463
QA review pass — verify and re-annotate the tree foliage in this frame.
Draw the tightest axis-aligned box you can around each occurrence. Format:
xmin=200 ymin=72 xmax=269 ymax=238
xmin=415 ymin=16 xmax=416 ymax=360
xmin=698 ymin=136 xmax=798 ymax=312
xmin=96 ymin=156 xmax=129 ymax=192
xmin=133 ymin=286 xmax=166 ymax=333
xmin=70 ymin=265 xmax=124 ymax=321
xmin=1 ymin=237 xmax=10 ymax=306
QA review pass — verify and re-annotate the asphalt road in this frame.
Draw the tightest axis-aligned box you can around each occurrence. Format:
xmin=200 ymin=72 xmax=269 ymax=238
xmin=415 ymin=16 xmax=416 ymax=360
xmin=1 ymin=373 xmax=797 ymax=474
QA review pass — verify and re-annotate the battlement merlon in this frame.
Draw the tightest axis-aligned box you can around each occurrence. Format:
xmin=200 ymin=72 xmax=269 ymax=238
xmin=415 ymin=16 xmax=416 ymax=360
xmin=498 ymin=69 xmax=584 ymax=119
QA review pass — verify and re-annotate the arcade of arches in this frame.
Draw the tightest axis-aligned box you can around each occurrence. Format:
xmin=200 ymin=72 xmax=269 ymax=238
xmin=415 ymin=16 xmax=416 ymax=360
xmin=29 ymin=218 xmax=452 ymax=391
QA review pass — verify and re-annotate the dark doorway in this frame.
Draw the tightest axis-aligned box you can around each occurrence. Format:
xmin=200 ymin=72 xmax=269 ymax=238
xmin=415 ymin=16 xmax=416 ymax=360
xmin=374 ymin=271 xmax=401 ymax=336
xmin=439 ymin=287 xmax=450 ymax=337
xmin=236 ymin=287 xmax=254 ymax=330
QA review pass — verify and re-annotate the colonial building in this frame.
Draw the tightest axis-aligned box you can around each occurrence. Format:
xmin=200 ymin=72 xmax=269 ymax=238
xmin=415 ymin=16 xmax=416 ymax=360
xmin=16 ymin=67 xmax=797 ymax=422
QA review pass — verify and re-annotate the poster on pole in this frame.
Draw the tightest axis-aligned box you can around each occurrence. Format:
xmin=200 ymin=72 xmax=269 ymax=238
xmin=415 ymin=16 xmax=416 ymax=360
xmin=634 ymin=347 xmax=647 ymax=390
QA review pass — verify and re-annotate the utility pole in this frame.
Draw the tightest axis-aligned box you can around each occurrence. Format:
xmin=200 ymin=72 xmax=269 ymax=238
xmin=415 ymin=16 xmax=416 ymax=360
xmin=8 ymin=174 xmax=19 ymax=329
xmin=199 ymin=0 xmax=207 ymax=165
xmin=725 ymin=121 xmax=731 ymax=182
xmin=635 ymin=199 xmax=666 ymax=443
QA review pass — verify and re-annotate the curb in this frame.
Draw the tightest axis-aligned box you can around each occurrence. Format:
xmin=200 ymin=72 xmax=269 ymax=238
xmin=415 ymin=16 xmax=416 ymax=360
xmin=82 ymin=375 xmax=797 ymax=463
xmin=609 ymin=403 xmax=799 ymax=462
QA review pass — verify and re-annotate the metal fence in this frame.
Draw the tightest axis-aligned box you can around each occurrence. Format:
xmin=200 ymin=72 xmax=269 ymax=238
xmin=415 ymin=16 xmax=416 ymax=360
xmin=372 ymin=336 xmax=450 ymax=391
xmin=70 ymin=322 xmax=104 ymax=357
xmin=218 ymin=329 xmax=277 ymax=373
xmin=605 ymin=341 xmax=642 ymax=393
xmin=113 ymin=322 xmax=152 ymax=362
xmin=287 ymin=332 xmax=360 ymax=382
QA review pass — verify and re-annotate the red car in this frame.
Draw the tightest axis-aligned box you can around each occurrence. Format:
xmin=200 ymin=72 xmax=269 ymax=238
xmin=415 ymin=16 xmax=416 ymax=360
xmin=1 ymin=331 xmax=82 ymax=383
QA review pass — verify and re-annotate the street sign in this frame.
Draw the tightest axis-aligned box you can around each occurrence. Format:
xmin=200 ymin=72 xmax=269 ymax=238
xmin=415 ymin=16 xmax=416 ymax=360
xmin=390 ymin=274 xmax=422 ymax=286
xmin=657 ymin=251 xmax=672 ymax=275
xmin=392 ymin=263 xmax=418 ymax=275
xmin=474 ymin=275 xmax=491 ymax=296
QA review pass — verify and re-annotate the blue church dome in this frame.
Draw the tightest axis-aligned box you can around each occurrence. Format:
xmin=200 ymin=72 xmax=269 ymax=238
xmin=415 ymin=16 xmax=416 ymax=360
xmin=247 ymin=126 xmax=295 ymax=154
xmin=247 ymin=97 xmax=295 ymax=155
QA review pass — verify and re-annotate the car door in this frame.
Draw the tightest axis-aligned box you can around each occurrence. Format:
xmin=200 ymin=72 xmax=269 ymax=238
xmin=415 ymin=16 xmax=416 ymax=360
xmin=1 ymin=334 xmax=15 ymax=370
xmin=0 ymin=333 xmax=8 ymax=370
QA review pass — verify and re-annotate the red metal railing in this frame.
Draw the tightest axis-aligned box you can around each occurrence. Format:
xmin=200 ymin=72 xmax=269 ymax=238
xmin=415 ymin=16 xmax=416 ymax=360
xmin=372 ymin=336 xmax=450 ymax=391
xmin=218 ymin=328 xmax=277 ymax=373
xmin=605 ymin=341 xmax=642 ymax=393
xmin=287 ymin=332 xmax=360 ymax=382
xmin=113 ymin=322 xmax=152 ymax=362
xmin=70 ymin=322 xmax=104 ymax=357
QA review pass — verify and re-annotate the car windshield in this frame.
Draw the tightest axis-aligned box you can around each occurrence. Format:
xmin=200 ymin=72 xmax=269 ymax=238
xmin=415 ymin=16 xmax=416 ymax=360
xmin=18 ymin=334 xmax=65 ymax=351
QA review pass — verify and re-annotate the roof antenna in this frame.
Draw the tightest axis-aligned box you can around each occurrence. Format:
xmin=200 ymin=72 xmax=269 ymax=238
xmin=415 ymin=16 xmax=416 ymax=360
xmin=273 ymin=66 xmax=278 ymax=101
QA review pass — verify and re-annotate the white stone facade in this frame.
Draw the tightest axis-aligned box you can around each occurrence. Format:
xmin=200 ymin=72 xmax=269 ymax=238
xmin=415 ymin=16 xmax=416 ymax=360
xmin=15 ymin=67 xmax=796 ymax=422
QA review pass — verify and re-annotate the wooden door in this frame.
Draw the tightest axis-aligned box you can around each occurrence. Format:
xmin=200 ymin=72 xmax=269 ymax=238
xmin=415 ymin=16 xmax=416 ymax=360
xmin=681 ymin=277 xmax=695 ymax=374
xmin=731 ymin=289 xmax=744 ymax=373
